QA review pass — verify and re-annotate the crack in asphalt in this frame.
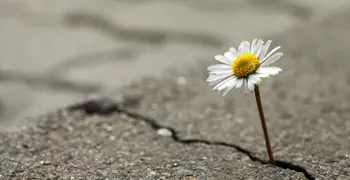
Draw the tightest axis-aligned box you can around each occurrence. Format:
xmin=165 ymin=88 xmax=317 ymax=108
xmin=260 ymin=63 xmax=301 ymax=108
xmin=68 ymin=99 xmax=315 ymax=180
xmin=52 ymin=48 xmax=138 ymax=75
xmin=108 ymin=0 xmax=311 ymax=20
xmin=64 ymin=13 xmax=224 ymax=47
xmin=0 ymin=70 xmax=100 ymax=94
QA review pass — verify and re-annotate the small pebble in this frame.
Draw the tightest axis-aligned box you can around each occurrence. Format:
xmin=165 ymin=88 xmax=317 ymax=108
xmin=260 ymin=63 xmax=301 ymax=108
xmin=105 ymin=126 xmax=113 ymax=132
xmin=109 ymin=136 xmax=115 ymax=140
xmin=183 ymin=169 xmax=194 ymax=176
xmin=67 ymin=126 xmax=74 ymax=132
xmin=157 ymin=128 xmax=173 ymax=137
xmin=149 ymin=171 xmax=157 ymax=176
xmin=40 ymin=160 xmax=50 ymax=165
xmin=241 ymin=156 xmax=250 ymax=162
xmin=293 ymin=157 xmax=303 ymax=162
xmin=161 ymin=172 xmax=171 ymax=177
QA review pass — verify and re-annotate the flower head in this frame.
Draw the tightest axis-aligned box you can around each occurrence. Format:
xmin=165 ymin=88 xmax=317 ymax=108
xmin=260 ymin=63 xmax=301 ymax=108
xmin=206 ymin=39 xmax=283 ymax=96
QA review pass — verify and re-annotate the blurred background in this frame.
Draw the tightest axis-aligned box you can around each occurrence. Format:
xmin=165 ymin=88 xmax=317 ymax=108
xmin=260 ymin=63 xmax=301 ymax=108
xmin=0 ymin=0 xmax=349 ymax=130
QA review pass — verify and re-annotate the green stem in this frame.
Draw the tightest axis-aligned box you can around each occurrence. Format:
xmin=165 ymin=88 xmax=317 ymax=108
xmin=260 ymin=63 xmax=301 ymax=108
xmin=254 ymin=85 xmax=275 ymax=165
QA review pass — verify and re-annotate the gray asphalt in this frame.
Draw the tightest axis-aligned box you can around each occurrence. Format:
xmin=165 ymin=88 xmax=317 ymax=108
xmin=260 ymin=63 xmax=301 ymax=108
xmin=1 ymin=7 xmax=350 ymax=180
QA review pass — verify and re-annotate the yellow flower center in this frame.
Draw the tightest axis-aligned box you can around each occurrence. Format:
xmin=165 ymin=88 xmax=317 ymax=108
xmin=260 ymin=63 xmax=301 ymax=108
xmin=232 ymin=53 xmax=260 ymax=78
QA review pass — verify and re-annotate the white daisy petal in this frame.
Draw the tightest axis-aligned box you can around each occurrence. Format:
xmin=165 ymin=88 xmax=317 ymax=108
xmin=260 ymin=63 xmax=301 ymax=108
xmin=218 ymin=77 xmax=237 ymax=91
xmin=257 ymin=73 xmax=270 ymax=78
xmin=208 ymin=78 xmax=223 ymax=86
xmin=253 ymin=39 xmax=264 ymax=56
xmin=263 ymin=46 xmax=281 ymax=61
xmin=240 ymin=41 xmax=250 ymax=54
xmin=247 ymin=79 xmax=255 ymax=91
xmin=251 ymin=39 xmax=257 ymax=54
xmin=222 ymin=79 xmax=240 ymax=96
xmin=230 ymin=47 xmax=237 ymax=54
xmin=214 ymin=55 xmax=232 ymax=64
xmin=254 ymin=39 xmax=264 ymax=57
xmin=259 ymin=40 xmax=271 ymax=60
xmin=235 ymin=79 xmax=244 ymax=89
xmin=212 ymin=79 xmax=228 ymax=91
xmin=255 ymin=45 xmax=263 ymax=58
xmin=206 ymin=73 xmax=232 ymax=82
xmin=207 ymin=64 xmax=231 ymax=71
xmin=213 ymin=76 xmax=235 ymax=91
xmin=224 ymin=52 xmax=236 ymax=60
xmin=259 ymin=45 xmax=266 ymax=60
xmin=237 ymin=44 xmax=243 ymax=54
xmin=256 ymin=67 xmax=282 ymax=75
xmin=210 ymin=70 xmax=232 ymax=75
xmin=261 ymin=52 xmax=284 ymax=66
xmin=248 ymin=74 xmax=261 ymax=84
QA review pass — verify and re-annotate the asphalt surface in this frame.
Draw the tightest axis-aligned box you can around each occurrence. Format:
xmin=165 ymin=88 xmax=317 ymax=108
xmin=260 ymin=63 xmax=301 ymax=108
xmin=1 ymin=2 xmax=350 ymax=180
xmin=1 ymin=0 xmax=350 ymax=129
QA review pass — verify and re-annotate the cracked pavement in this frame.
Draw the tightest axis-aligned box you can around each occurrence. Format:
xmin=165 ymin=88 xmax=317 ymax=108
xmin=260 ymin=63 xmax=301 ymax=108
xmin=1 ymin=0 xmax=350 ymax=179
xmin=0 ymin=0 xmax=349 ymax=128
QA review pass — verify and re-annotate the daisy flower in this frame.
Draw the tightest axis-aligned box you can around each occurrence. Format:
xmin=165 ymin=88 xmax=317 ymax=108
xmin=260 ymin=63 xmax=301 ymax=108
xmin=206 ymin=39 xmax=283 ymax=95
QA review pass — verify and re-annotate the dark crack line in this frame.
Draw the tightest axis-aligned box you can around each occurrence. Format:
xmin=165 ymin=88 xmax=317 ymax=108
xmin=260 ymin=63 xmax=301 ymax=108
xmin=108 ymin=0 xmax=311 ymax=20
xmin=64 ymin=12 xmax=223 ymax=47
xmin=0 ymin=70 xmax=100 ymax=94
xmin=52 ymin=48 xmax=138 ymax=75
xmin=68 ymin=99 xmax=315 ymax=180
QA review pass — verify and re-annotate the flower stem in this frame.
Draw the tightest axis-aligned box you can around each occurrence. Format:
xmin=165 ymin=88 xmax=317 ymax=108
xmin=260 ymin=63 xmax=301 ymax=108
xmin=254 ymin=85 xmax=275 ymax=165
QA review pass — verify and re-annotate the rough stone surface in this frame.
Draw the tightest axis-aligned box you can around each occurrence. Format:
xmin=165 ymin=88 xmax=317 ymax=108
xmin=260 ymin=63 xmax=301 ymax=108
xmin=0 ymin=110 xmax=305 ymax=179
